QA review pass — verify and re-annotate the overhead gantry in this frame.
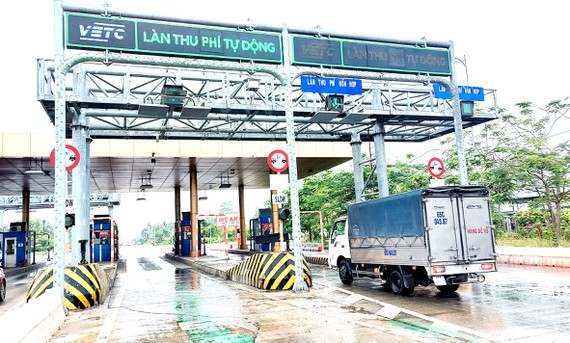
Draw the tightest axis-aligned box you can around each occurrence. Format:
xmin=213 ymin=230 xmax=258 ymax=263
xmin=39 ymin=1 xmax=498 ymax=293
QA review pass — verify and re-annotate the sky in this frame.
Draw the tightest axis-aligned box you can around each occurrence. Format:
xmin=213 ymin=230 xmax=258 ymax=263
xmin=1 ymin=1 xmax=569 ymax=239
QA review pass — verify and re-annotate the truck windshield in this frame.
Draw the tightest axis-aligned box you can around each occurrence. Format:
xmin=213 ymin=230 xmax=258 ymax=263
xmin=331 ymin=220 xmax=346 ymax=241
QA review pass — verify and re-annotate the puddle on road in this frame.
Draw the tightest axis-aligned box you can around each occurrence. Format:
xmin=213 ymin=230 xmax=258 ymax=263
xmin=137 ymin=257 xmax=162 ymax=271
xmin=174 ymin=268 xmax=256 ymax=342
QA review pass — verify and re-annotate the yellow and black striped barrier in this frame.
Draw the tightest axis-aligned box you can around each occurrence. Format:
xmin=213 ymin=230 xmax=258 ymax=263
xmin=227 ymin=252 xmax=312 ymax=290
xmin=304 ymin=255 xmax=329 ymax=266
xmin=26 ymin=264 xmax=111 ymax=310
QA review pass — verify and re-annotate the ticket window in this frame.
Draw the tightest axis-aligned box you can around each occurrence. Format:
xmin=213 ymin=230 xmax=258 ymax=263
xmin=94 ymin=231 xmax=101 ymax=244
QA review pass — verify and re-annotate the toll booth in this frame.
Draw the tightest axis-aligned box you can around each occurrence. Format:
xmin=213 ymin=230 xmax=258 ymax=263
xmin=180 ymin=212 xmax=201 ymax=256
xmin=252 ymin=208 xmax=273 ymax=251
xmin=1 ymin=222 xmax=28 ymax=268
xmin=181 ymin=212 xmax=191 ymax=256
xmin=92 ymin=215 xmax=119 ymax=262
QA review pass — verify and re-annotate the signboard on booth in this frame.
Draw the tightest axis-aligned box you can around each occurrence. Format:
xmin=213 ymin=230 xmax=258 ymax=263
xmin=99 ymin=230 xmax=111 ymax=238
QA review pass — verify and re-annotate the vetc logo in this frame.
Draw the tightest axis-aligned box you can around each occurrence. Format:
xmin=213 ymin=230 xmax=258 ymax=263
xmin=79 ymin=22 xmax=126 ymax=42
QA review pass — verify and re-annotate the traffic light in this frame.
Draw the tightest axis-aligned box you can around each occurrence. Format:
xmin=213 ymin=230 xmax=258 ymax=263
xmin=460 ymin=101 xmax=474 ymax=117
xmin=65 ymin=213 xmax=75 ymax=228
xmin=278 ymin=208 xmax=290 ymax=221
xmin=325 ymin=95 xmax=344 ymax=112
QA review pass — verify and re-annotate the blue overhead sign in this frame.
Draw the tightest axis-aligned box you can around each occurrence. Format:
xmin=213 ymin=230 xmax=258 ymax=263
xmin=433 ymin=84 xmax=485 ymax=101
xmin=301 ymin=76 xmax=363 ymax=95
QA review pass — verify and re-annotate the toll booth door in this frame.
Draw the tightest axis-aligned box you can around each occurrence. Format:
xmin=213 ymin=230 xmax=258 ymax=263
xmin=4 ymin=237 xmax=17 ymax=267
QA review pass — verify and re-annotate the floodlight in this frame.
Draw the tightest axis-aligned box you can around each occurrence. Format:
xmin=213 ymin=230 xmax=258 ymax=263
xmin=310 ymin=111 xmax=340 ymax=122
xmin=138 ymin=104 xmax=168 ymax=117
xmin=180 ymin=105 xmax=211 ymax=119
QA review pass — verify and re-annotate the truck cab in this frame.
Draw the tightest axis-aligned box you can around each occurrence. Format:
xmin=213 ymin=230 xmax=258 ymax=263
xmin=328 ymin=216 xmax=350 ymax=269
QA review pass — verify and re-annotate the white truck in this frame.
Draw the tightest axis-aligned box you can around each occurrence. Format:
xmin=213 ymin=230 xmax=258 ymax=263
xmin=328 ymin=186 xmax=497 ymax=295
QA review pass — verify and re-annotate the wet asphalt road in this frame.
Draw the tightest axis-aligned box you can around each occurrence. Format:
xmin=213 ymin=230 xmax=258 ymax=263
xmin=47 ymin=246 xmax=570 ymax=342
xmin=52 ymin=246 xmax=433 ymax=342
xmin=314 ymin=263 xmax=570 ymax=342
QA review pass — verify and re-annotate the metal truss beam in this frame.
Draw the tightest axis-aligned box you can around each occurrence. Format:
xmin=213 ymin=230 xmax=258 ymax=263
xmin=37 ymin=58 xmax=498 ymax=142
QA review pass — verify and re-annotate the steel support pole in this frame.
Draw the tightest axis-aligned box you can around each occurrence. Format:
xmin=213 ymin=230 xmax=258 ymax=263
xmin=85 ymin=133 xmax=91 ymax=262
xmin=351 ymin=132 xmax=364 ymax=202
xmin=22 ymin=188 xmax=30 ymax=226
xmin=174 ymin=186 xmax=181 ymax=255
xmin=22 ymin=188 xmax=30 ymax=265
xmin=238 ymin=185 xmax=247 ymax=250
xmin=282 ymin=26 xmax=308 ymax=292
xmin=449 ymin=42 xmax=469 ymax=185
xmin=190 ymin=166 xmax=199 ymax=257
xmin=373 ymin=120 xmax=389 ymax=198
xmin=71 ymin=111 xmax=88 ymax=265
xmin=53 ymin=0 xmax=67 ymax=299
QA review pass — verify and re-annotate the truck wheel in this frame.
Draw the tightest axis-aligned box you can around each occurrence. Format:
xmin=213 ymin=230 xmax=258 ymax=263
xmin=338 ymin=260 xmax=353 ymax=285
xmin=389 ymin=270 xmax=414 ymax=296
xmin=436 ymin=284 xmax=460 ymax=294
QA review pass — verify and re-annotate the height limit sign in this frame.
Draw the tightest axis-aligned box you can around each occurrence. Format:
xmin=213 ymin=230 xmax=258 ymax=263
xmin=267 ymin=149 xmax=288 ymax=173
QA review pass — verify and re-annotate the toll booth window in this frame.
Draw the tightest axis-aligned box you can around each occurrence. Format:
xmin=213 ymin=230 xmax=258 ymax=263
xmin=6 ymin=240 xmax=15 ymax=255
xmin=94 ymin=232 xmax=101 ymax=245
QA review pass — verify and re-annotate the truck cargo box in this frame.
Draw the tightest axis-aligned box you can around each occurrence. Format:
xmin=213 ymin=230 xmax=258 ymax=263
xmin=347 ymin=186 xmax=496 ymax=266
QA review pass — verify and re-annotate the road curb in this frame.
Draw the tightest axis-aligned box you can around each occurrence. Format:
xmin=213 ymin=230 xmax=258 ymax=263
xmin=496 ymin=254 xmax=570 ymax=268
xmin=165 ymin=253 xmax=229 ymax=279
xmin=0 ymin=288 xmax=65 ymax=343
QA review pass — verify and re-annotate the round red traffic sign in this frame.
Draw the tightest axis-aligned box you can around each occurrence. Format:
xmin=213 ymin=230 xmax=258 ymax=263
xmin=50 ymin=144 xmax=81 ymax=171
xmin=427 ymin=157 xmax=445 ymax=178
xmin=267 ymin=149 xmax=289 ymax=173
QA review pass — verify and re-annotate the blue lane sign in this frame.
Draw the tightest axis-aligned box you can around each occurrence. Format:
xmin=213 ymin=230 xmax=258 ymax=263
xmin=301 ymin=76 xmax=363 ymax=95
xmin=433 ymin=84 xmax=485 ymax=101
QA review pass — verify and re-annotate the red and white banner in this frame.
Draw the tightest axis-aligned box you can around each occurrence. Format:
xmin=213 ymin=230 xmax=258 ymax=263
xmin=216 ymin=213 xmax=240 ymax=228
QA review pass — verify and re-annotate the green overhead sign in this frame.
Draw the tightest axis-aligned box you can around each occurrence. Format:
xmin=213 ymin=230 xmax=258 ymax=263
xmin=65 ymin=13 xmax=283 ymax=63
xmin=65 ymin=12 xmax=451 ymax=76
xmin=291 ymin=35 xmax=451 ymax=75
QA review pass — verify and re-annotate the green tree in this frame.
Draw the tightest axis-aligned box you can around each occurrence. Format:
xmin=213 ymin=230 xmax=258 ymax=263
xmin=200 ymin=219 xmax=222 ymax=243
xmin=29 ymin=218 xmax=53 ymax=253
xmin=387 ymin=156 xmax=432 ymax=194
xmin=505 ymin=100 xmax=570 ymax=239
xmin=297 ymin=170 xmax=355 ymax=241
xmin=443 ymin=99 xmax=570 ymax=240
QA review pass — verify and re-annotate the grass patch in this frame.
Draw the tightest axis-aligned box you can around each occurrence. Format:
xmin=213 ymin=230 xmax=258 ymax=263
xmin=496 ymin=236 xmax=570 ymax=248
